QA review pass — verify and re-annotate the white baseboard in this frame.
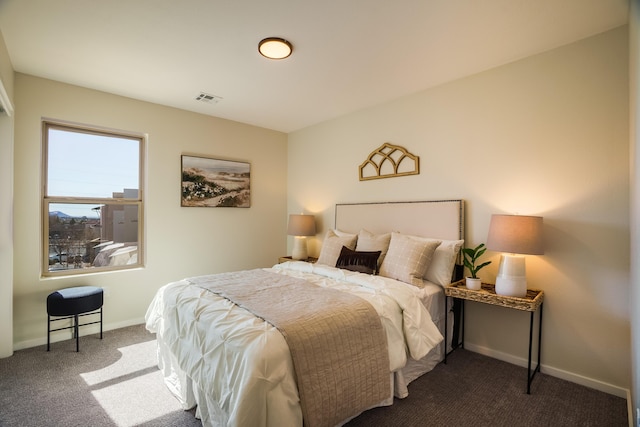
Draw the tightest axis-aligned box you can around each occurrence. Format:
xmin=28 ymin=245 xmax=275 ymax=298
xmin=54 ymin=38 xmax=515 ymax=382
xmin=464 ymin=343 xmax=630 ymax=399
xmin=14 ymin=317 xmax=147 ymax=351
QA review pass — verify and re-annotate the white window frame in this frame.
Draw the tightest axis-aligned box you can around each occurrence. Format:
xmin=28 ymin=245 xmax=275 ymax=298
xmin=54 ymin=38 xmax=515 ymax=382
xmin=41 ymin=119 xmax=145 ymax=277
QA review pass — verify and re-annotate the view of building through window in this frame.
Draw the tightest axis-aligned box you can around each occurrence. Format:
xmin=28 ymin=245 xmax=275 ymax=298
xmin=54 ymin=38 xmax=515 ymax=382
xmin=43 ymin=122 xmax=143 ymax=275
xmin=47 ymin=201 xmax=140 ymax=271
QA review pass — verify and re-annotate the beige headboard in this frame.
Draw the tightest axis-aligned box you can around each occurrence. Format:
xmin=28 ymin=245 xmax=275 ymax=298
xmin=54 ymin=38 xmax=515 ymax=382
xmin=335 ymin=200 xmax=464 ymax=241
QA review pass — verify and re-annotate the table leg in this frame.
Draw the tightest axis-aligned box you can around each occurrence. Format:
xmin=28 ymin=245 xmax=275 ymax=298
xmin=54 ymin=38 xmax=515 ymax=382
xmin=527 ymin=303 xmax=543 ymax=394
xmin=444 ymin=295 xmax=448 ymax=364
xmin=461 ymin=300 xmax=465 ymax=349
xmin=538 ymin=303 xmax=543 ymax=371
xmin=444 ymin=296 xmax=465 ymax=362
xmin=528 ymin=311 xmax=533 ymax=393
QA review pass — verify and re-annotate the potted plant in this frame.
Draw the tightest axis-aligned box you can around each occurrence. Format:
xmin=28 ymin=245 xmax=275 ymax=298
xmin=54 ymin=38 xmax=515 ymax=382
xmin=462 ymin=243 xmax=492 ymax=290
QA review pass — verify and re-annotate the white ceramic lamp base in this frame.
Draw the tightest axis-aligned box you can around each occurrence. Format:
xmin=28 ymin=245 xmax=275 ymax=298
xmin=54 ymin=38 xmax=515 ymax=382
xmin=494 ymin=254 xmax=527 ymax=297
xmin=291 ymin=236 xmax=308 ymax=260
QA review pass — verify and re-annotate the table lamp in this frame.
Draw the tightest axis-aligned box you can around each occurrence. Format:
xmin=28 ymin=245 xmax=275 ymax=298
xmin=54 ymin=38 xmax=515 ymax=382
xmin=287 ymin=214 xmax=316 ymax=260
xmin=486 ymin=214 xmax=544 ymax=297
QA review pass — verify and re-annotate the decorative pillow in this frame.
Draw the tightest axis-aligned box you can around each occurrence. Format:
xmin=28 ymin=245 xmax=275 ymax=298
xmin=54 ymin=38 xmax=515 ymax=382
xmin=316 ymin=230 xmax=358 ymax=267
xmin=332 ymin=229 xmax=357 ymax=238
xmin=335 ymin=246 xmax=381 ymax=275
xmin=424 ymin=239 xmax=464 ymax=286
xmin=379 ymin=232 xmax=441 ymax=287
xmin=355 ymin=229 xmax=391 ymax=267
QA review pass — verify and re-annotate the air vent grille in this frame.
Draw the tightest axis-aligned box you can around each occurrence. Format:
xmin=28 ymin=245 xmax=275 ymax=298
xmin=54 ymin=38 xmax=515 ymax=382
xmin=195 ymin=92 xmax=222 ymax=104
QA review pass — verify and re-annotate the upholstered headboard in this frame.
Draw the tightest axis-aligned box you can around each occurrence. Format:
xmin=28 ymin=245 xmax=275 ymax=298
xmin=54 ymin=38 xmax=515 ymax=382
xmin=334 ymin=200 xmax=464 ymax=241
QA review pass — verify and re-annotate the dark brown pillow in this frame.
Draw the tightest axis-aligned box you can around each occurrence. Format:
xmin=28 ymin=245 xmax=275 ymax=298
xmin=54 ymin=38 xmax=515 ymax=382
xmin=335 ymin=246 xmax=381 ymax=275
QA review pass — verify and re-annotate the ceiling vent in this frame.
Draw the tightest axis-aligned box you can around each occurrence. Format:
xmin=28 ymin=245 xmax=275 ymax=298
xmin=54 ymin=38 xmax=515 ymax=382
xmin=195 ymin=92 xmax=222 ymax=104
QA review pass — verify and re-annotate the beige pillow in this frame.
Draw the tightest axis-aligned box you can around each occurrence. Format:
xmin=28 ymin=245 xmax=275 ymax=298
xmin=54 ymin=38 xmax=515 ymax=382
xmin=424 ymin=239 xmax=464 ymax=286
xmin=356 ymin=229 xmax=391 ymax=267
xmin=379 ymin=232 xmax=441 ymax=287
xmin=316 ymin=230 xmax=358 ymax=267
xmin=333 ymin=229 xmax=357 ymax=238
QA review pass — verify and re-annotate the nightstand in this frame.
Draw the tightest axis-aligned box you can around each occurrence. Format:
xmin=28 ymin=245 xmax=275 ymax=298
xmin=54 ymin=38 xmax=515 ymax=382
xmin=444 ymin=280 xmax=544 ymax=394
xmin=278 ymin=256 xmax=318 ymax=264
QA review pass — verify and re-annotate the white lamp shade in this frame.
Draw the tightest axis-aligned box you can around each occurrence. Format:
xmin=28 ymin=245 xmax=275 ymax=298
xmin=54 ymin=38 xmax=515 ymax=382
xmin=486 ymin=215 xmax=544 ymax=255
xmin=487 ymin=214 xmax=544 ymax=297
xmin=287 ymin=214 xmax=316 ymax=236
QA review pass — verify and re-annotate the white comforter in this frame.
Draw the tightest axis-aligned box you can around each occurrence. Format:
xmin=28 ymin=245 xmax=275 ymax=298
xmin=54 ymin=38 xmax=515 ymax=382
xmin=145 ymin=261 xmax=443 ymax=427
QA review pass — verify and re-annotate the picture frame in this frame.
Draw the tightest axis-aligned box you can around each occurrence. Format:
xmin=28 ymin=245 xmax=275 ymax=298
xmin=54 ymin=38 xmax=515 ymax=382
xmin=181 ymin=155 xmax=251 ymax=208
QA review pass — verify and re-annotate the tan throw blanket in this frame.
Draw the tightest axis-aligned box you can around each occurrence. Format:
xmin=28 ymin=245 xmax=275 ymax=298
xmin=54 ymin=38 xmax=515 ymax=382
xmin=192 ymin=269 xmax=390 ymax=427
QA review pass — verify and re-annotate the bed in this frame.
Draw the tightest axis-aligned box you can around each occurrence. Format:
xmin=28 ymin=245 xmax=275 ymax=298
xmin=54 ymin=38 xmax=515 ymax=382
xmin=145 ymin=199 xmax=464 ymax=427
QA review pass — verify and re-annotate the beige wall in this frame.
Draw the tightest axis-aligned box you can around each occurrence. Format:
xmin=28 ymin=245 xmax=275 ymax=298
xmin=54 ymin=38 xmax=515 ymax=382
xmin=12 ymin=74 xmax=288 ymax=349
xmin=0 ymin=29 xmax=14 ymax=357
xmin=630 ymin=0 xmax=639 ymax=421
xmin=288 ymin=27 xmax=630 ymax=394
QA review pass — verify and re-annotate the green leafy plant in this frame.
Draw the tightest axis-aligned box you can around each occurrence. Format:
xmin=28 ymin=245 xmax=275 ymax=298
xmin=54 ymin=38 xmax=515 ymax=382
xmin=462 ymin=243 xmax=492 ymax=279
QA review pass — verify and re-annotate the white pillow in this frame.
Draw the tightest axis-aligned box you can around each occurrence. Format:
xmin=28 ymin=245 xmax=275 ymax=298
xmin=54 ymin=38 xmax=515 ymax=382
xmin=332 ymin=229 xmax=357 ymax=238
xmin=379 ymin=232 xmax=441 ymax=287
xmin=316 ymin=230 xmax=358 ymax=267
xmin=424 ymin=239 xmax=464 ymax=286
xmin=355 ymin=229 xmax=391 ymax=267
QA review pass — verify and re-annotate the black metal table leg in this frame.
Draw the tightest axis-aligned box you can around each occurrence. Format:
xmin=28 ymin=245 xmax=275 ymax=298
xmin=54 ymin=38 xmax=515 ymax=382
xmin=460 ymin=300 xmax=465 ymax=349
xmin=527 ymin=302 xmax=543 ymax=394
xmin=444 ymin=295 xmax=448 ymax=364
xmin=444 ymin=296 xmax=465 ymax=364
xmin=538 ymin=303 xmax=543 ymax=370
xmin=527 ymin=310 xmax=534 ymax=393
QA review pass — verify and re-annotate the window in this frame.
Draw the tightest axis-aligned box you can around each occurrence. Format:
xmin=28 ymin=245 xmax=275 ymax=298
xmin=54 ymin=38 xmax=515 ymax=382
xmin=42 ymin=121 xmax=144 ymax=276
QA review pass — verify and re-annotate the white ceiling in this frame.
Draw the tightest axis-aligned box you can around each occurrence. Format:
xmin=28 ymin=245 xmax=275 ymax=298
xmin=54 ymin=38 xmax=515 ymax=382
xmin=0 ymin=0 xmax=629 ymax=133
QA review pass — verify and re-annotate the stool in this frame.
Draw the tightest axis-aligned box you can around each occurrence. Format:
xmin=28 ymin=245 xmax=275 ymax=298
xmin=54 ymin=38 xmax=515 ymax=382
xmin=47 ymin=286 xmax=103 ymax=352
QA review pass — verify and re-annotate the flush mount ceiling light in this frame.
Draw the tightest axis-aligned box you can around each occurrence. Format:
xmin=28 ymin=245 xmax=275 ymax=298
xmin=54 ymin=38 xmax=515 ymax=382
xmin=258 ymin=37 xmax=293 ymax=60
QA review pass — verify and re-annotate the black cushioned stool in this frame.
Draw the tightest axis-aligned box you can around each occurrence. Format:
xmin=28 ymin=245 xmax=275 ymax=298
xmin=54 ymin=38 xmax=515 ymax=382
xmin=47 ymin=286 xmax=103 ymax=352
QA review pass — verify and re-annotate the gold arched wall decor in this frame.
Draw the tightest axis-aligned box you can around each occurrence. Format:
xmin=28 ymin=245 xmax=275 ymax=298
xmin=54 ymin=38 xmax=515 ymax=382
xmin=359 ymin=143 xmax=420 ymax=181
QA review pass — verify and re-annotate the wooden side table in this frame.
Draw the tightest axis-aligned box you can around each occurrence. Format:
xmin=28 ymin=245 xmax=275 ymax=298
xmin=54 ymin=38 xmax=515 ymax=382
xmin=278 ymin=256 xmax=318 ymax=264
xmin=444 ymin=280 xmax=544 ymax=394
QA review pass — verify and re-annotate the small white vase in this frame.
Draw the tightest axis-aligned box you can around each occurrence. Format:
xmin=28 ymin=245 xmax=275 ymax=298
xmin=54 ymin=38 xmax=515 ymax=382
xmin=465 ymin=277 xmax=482 ymax=290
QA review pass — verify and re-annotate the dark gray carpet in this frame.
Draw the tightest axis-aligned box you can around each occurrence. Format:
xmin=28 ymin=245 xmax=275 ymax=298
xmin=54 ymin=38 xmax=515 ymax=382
xmin=346 ymin=349 xmax=628 ymax=427
xmin=0 ymin=325 xmax=628 ymax=426
xmin=0 ymin=324 xmax=201 ymax=427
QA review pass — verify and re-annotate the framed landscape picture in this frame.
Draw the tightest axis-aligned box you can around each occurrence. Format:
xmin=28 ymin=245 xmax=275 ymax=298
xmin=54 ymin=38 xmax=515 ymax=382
xmin=181 ymin=155 xmax=251 ymax=208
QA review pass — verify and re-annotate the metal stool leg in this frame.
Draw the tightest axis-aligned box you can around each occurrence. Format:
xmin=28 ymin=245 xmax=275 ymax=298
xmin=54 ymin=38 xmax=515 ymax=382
xmin=100 ymin=307 xmax=103 ymax=339
xmin=75 ymin=314 xmax=79 ymax=352
xmin=47 ymin=315 xmax=51 ymax=351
